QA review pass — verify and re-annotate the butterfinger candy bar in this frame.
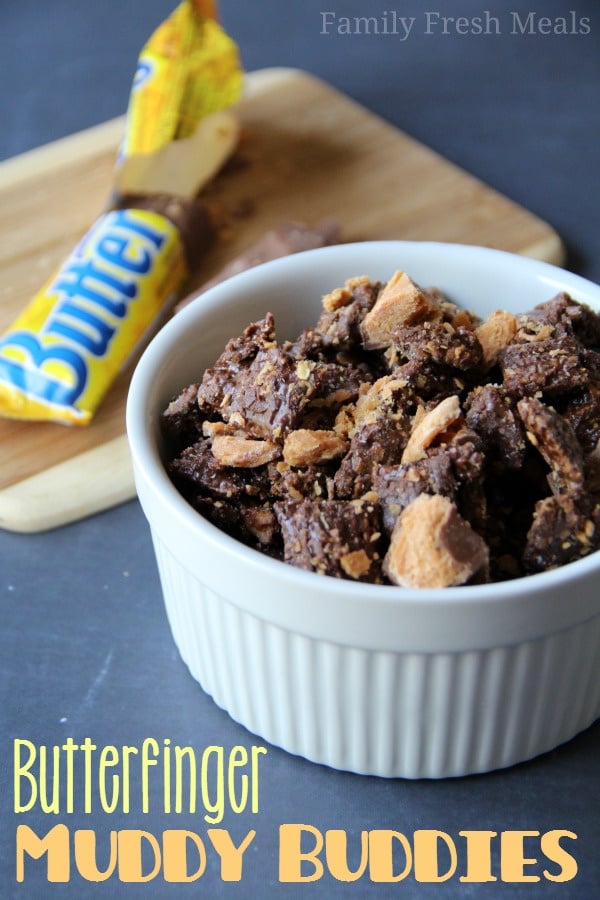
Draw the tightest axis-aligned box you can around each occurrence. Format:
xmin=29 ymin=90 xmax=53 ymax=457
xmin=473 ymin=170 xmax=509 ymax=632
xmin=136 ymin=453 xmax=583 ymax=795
xmin=116 ymin=0 xmax=242 ymax=198
xmin=0 ymin=207 xmax=187 ymax=424
xmin=0 ymin=1 xmax=242 ymax=425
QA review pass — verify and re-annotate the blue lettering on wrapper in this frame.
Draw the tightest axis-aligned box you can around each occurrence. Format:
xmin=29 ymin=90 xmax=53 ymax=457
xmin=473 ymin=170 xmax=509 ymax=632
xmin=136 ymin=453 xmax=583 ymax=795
xmin=52 ymin=258 xmax=136 ymax=318
xmin=97 ymin=235 xmax=151 ymax=274
xmin=0 ymin=331 xmax=87 ymax=407
xmin=117 ymin=210 xmax=166 ymax=248
xmin=47 ymin=303 xmax=116 ymax=357
xmin=0 ymin=209 xmax=170 ymax=413
xmin=96 ymin=210 xmax=165 ymax=274
xmin=132 ymin=58 xmax=155 ymax=90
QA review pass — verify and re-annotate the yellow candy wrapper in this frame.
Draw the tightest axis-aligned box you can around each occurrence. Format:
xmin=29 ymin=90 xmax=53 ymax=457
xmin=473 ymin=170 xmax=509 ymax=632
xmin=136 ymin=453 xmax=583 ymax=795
xmin=117 ymin=0 xmax=242 ymax=198
xmin=0 ymin=210 xmax=186 ymax=425
xmin=0 ymin=0 xmax=242 ymax=426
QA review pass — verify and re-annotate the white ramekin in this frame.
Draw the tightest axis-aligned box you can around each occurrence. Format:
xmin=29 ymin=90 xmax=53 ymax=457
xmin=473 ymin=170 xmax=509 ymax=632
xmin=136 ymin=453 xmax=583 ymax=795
xmin=126 ymin=241 xmax=600 ymax=778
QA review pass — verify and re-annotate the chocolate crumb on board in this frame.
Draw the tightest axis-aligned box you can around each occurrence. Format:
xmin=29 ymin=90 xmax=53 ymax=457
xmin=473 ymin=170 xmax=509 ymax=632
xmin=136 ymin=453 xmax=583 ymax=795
xmin=176 ymin=220 xmax=340 ymax=311
xmin=163 ymin=273 xmax=600 ymax=586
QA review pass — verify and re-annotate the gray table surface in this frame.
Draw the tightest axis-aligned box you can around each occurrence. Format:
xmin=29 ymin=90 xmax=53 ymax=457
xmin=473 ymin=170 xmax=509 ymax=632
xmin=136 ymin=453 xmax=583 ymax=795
xmin=1 ymin=2 xmax=598 ymax=898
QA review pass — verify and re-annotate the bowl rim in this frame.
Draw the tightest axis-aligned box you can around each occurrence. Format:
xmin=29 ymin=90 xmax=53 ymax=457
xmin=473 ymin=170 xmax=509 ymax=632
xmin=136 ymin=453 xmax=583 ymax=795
xmin=126 ymin=240 xmax=600 ymax=651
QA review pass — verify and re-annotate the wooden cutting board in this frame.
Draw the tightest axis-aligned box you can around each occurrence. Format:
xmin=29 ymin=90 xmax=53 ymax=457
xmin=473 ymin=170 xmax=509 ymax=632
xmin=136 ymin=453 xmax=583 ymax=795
xmin=0 ymin=67 xmax=564 ymax=533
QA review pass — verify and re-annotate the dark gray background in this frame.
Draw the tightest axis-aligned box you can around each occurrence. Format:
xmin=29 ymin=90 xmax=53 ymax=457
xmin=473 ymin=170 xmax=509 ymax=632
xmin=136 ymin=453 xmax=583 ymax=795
xmin=1 ymin=1 xmax=598 ymax=897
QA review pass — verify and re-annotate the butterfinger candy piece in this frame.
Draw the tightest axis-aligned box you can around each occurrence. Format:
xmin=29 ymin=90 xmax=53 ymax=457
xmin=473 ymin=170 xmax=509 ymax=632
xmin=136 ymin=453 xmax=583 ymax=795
xmin=322 ymin=286 xmax=353 ymax=313
xmin=401 ymin=395 xmax=463 ymax=463
xmin=353 ymin=376 xmax=412 ymax=429
xmin=383 ymin=493 xmax=489 ymax=588
xmin=283 ymin=429 xmax=348 ymax=467
xmin=475 ymin=310 xmax=518 ymax=369
xmin=211 ymin=434 xmax=281 ymax=467
xmin=361 ymin=270 xmax=441 ymax=349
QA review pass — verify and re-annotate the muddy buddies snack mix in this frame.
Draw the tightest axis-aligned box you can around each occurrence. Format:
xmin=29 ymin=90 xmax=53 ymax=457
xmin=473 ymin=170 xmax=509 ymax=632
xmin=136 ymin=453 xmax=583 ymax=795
xmin=162 ymin=270 xmax=600 ymax=587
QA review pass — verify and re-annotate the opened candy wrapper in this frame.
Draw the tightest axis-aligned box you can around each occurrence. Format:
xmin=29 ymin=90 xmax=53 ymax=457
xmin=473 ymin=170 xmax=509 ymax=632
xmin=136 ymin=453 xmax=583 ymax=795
xmin=0 ymin=0 xmax=242 ymax=425
xmin=116 ymin=0 xmax=241 ymax=199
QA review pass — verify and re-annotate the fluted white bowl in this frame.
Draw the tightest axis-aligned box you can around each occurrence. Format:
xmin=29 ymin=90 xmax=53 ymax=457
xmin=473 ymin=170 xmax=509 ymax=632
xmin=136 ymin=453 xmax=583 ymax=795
xmin=127 ymin=241 xmax=600 ymax=777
